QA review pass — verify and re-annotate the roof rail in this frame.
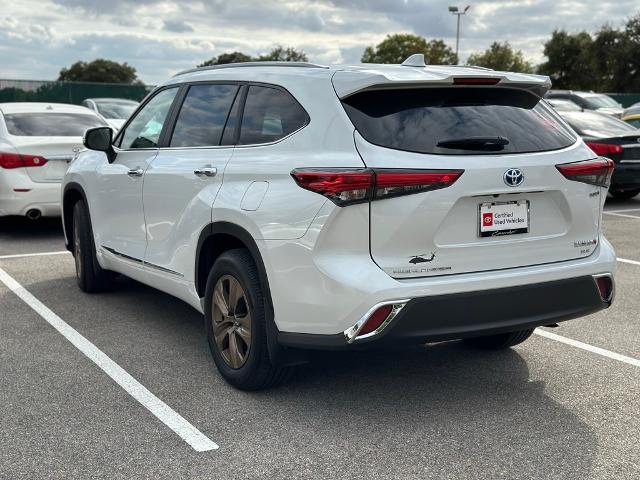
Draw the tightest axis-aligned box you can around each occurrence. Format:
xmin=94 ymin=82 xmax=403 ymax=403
xmin=174 ymin=61 xmax=328 ymax=77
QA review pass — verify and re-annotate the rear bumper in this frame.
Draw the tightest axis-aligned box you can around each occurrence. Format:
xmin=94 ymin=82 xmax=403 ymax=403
xmin=278 ymin=275 xmax=611 ymax=349
xmin=612 ymin=162 xmax=640 ymax=191
xmin=0 ymin=170 xmax=61 ymax=217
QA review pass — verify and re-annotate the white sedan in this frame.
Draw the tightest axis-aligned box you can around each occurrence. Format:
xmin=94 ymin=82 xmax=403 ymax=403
xmin=0 ymin=102 xmax=107 ymax=219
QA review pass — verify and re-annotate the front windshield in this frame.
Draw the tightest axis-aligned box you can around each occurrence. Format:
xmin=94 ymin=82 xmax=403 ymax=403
xmin=95 ymin=101 xmax=138 ymax=119
xmin=583 ymin=95 xmax=620 ymax=109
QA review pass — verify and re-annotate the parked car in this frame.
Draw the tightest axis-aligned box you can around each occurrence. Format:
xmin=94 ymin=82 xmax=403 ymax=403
xmin=0 ymin=103 xmax=107 ymax=219
xmin=623 ymin=102 xmax=640 ymax=118
xmin=558 ymin=110 xmax=640 ymax=200
xmin=62 ymin=60 xmax=616 ymax=390
xmin=622 ymin=113 xmax=640 ymax=129
xmin=546 ymin=98 xmax=582 ymax=112
xmin=545 ymin=90 xmax=623 ymax=117
xmin=81 ymin=98 xmax=139 ymax=130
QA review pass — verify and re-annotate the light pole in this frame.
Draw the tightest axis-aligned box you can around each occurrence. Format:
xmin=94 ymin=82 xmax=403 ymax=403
xmin=448 ymin=5 xmax=470 ymax=64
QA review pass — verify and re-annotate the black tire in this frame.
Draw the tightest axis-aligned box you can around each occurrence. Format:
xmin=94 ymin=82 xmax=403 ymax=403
xmin=204 ymin=248 xmax=290 ymax=390
xmin=463 ymin=328 xmax=535 ymax=349
xmin=609 ymin=188 xmax=640 ymax=200
xmin=72 ymin=200 xmax=115 ymax=293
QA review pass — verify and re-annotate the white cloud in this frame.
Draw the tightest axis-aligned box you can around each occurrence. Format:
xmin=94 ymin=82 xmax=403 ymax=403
xmin=1 ymin=0 xmax=637 ymax=83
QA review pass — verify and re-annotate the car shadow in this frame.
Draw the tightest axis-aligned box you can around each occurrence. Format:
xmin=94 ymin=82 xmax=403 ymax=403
xmin=0 ymin=216 xmax=65 ymax=255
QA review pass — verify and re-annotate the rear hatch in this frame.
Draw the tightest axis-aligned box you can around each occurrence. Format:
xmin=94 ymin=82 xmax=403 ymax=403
xmin=340 ymin=84 xmax=604 ymax=279
xmin=3 ymin=109 xmax=105 ymax=183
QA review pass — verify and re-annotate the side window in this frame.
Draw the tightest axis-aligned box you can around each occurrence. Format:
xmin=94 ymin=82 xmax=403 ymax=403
xmin=170 ymin=84 xmax=239 ymax=147
xmin=119 ymin=87 xmax=178 ymax=149
xmin=238 ymin=86 xmax=308 ymax=145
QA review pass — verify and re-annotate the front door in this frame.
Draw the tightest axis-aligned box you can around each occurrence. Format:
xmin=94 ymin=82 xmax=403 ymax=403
xmin=93 ymin=87 xmax=179 ymax=265
xmin=143 ymin=83 xmax=240 ymax=284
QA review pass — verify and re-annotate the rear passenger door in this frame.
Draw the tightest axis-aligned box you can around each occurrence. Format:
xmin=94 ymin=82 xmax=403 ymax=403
xmin=142 ymin=83 xmax=241 ymax=285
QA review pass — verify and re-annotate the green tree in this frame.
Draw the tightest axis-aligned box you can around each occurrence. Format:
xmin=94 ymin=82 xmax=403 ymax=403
xmin=538 ymin=30 xmax=596 ymax=90
xmin=198 ymin=51 xmax=252 ymax=67
xmin=58 ymin=59 xmax=139 ymax=83
xmin=466 ymin=41 xmax=533 ymax=73
xmin=256 ymin=46 xmax=308 ymax=62
xmin=361 ymin=34 xmax=457 ymax=65
xmin=198 ymin=46 xmax=308 ymax=68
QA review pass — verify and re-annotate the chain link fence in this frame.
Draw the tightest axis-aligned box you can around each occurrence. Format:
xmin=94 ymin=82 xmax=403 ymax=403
xmin=0 ymin=79 xmax=155 ymax=105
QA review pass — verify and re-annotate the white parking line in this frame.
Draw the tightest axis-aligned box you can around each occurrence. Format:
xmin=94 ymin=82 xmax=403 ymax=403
xmin=603 ymin=211 xmax=640 ymax=219
xmin=604 ymin=208 xmax=640 ymax=214
xmin=618 ymin=257 xmax=640 ymax=267
xmin=0 ymin=267 xmax=218 ymax=452
xmin=0 ymin=251 xmax=70 ymax=260
xmin=534 ymin=329 xmax=640 ymax=368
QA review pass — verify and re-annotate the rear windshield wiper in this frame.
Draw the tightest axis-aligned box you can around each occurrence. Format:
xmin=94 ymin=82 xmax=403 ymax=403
xmin=436 ymin=136 xmax=510 ymax=151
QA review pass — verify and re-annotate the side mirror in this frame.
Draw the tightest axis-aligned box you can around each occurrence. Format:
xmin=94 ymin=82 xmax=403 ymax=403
xmin=84 ymin=127 xmax=116 ymax=162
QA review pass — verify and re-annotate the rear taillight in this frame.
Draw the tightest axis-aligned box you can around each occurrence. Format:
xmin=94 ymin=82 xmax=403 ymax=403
xmin=555 ymin=157 xmax=614 ymax=188
xmin=290 ymin=168 xmax=464 ymax=206
xmin=0 ymin=151 xmax=48 ymax=169
xmin=585 ymin=142 xmax=623 ymax=157
xmin=374 ymin=169 xmax=464 ymax=200
xmin=289 ymin=169 xmax=373 ymax=206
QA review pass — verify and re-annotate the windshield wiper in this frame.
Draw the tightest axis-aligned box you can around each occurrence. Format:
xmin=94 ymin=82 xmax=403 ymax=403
xmin=436 ymin=136 xmax=510 ymax=151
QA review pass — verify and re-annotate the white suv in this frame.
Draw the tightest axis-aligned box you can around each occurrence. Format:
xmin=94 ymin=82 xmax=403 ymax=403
xmin=62 ymin=59 xmax=617 ymax=390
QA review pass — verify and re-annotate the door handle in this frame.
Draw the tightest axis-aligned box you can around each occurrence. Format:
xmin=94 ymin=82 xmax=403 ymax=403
xmin=194 ymin=167 xmax=217 ymax=177
xmin=127 ymin=167 xmax=144 ymax=177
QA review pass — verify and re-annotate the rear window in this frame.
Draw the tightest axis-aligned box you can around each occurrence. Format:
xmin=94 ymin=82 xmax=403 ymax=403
xmin=341 ymin=87 xmax=577 ymax=155
xmin=4 ymin=113 xmax=106 ymax=136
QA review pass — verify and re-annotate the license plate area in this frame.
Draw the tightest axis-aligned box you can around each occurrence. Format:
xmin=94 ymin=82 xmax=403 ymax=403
xmin=479 ymin=200 xmax=529 ymax=238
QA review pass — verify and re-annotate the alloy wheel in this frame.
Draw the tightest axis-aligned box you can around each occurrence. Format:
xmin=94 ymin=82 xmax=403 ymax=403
xmin=73 ymin=216 xmax=82 ymax=278
xmin=211 ymin=275 xmax=252 ymax=369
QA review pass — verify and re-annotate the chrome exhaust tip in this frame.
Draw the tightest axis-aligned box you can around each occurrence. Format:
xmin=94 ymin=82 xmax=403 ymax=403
xmin=25 ymin=209 xmax=42 ymax=220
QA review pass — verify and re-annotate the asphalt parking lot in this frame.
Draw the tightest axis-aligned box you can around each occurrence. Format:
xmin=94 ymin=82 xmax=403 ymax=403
xmin=1 ymin=198 xmax=639 ymax=480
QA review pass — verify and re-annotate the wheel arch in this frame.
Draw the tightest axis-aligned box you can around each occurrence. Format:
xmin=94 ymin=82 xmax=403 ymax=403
xmin=196 ymin=222 xmax=285 ymax=365
xmin=62 ymin=182 xmax=88 ymax=252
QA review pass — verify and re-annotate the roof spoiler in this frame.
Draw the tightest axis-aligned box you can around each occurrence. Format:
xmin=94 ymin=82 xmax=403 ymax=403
xmin=333 ymin=70 xmax=552 ymax=99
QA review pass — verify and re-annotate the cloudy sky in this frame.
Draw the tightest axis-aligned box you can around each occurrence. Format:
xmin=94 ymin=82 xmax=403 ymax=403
xmin=1 ymin=0 xmax=637 ymax=84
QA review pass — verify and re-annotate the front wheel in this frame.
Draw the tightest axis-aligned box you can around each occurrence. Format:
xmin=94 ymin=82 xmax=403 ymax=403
xmin=204 ymin=249 xmax=290 ymax=390
xmin=463 ymin=328 xmax=535 ymax=349
xmin=609 ymin=188 xmax=640 ymax=200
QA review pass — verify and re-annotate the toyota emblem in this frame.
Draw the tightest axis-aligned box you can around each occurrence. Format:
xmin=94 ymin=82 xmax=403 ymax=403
xmin=503 ymin=168 xmax=524 ymax=187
